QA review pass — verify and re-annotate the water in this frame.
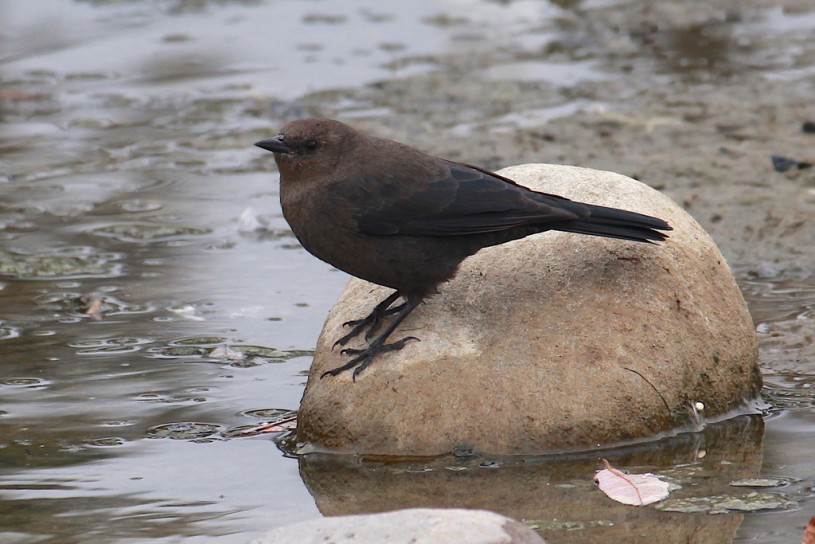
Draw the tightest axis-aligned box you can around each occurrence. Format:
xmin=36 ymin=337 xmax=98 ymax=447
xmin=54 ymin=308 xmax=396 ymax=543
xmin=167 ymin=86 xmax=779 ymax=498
xmin=2 ymin=1 xmax=815 ymax=542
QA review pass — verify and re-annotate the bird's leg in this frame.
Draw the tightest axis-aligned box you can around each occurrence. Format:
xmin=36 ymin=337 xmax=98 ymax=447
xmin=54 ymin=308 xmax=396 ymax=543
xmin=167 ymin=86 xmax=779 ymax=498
xmin=333 ymin=291 xmax=402 ymax=347
xmin=363 ymin=302 xmax=407 ymax=340
xmin=322 ymin=298 xmax=420 ymax=380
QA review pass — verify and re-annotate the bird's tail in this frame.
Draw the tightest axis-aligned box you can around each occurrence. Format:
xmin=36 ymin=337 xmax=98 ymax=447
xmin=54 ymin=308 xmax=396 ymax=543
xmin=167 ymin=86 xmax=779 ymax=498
xmin=556 ymin=204 xmax=672 ymax=243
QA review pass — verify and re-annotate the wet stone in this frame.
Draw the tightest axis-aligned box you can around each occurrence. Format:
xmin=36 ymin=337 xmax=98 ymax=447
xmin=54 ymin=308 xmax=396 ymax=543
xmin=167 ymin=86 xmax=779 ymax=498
xmin=34 ymin=291 xmax=156 ymax=317
xmin=86 ymin=437 xmax=127 ymax=447
xmin=100 ymin=420 xmax=135 ymax=427
xmin=0 ymin=248 xmax=123 ymax=280
xmin=729 ymin=478 xmax=788 ymax=488
xmin=90 ymin=223 xmax=212 ymax=243
xmin=150 ymin=341 xmax=312 ymax=365
xmin=69 ymin=337 xmax=153 ymax=356
xmin=170 ymin=336 xmax=227 ymax=346
xmin=146 ymin=422 xmax=223 ymax=440
xmin=114 ymin=199 xmax=164 ymax=213
xmin=655 ymin=492 xmax=794 ymax=514
xmin=241 ymin=408 xmax=298 ymax=420
xmin=150 ymin=345 xmax=211 ymax=357
xmin=136 ymin=393 xmax=173 ymax=402
xmin=526 ymin=520 xmax=614 ymax=531
xmin=0 ymin=377 xmax=49 ymax=388
xmin=0 ymin=326 xmax=20 ymax=340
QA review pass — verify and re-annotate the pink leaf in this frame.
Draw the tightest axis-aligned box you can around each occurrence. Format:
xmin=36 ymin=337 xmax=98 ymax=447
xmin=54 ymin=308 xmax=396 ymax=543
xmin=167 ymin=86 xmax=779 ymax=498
xmin=802 ymin=515 xmax=815 ymax=544
xmin=595 ymin=459 xmax=670 ymax=506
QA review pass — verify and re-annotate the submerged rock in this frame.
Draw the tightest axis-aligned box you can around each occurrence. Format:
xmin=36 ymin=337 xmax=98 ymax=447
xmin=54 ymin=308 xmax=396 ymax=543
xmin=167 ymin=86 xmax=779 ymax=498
xmin=297 ymin=164 xmax=761 ymax=456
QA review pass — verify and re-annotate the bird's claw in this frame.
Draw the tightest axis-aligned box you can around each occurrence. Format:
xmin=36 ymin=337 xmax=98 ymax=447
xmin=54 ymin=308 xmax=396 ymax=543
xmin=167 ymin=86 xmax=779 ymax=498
xmin=383 ymin=336 xmax=420 ymax=350
xmin=341 ymin=317 xmax=365 ymax=328
xmin=324 ymin=336 xmax=420 ymax=380
xmin=340 ymin=336 xmax=418 ymax=357
xmin=333 ymin=317 xmax=376 ymax=348
xmin=323 ymin=295 xmax=419 ymax=380
xmin=320 ymin=351 xmax=372 ymax=381
xmin=333 ymin=296 xmax=407 ymax=349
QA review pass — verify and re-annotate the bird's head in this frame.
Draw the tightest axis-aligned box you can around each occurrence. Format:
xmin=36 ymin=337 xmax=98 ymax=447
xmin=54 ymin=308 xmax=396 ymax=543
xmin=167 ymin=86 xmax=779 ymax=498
xmin=255 ymin=118 xmax=356 ymax=182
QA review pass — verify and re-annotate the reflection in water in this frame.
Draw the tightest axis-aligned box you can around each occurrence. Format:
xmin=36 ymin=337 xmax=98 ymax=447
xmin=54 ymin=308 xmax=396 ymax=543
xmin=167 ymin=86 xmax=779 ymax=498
xmin=0 ymin=486 xmax=232 ymax=543
xmin=299 ymin=416 xmax=766 ymax=543
xmin=742 ymin=276 xmax=815 ymax=326
xmin=0 ymin=440 xmax=313 ymax=544
xmin=741 ymin=274 xmax=815 ymax=379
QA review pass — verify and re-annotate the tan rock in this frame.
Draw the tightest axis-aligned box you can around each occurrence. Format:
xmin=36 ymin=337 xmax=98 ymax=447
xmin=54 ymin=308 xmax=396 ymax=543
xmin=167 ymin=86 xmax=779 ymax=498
xmin=296 ymin=164 xmax=761 ymax=456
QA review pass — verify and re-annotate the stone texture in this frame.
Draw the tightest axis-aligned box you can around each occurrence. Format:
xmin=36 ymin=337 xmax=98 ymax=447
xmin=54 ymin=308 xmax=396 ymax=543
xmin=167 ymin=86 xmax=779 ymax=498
xmin=297 ymin=164 xmax=761 ymax=456
xmin=250 ymin=508 xmax=546 ymax=544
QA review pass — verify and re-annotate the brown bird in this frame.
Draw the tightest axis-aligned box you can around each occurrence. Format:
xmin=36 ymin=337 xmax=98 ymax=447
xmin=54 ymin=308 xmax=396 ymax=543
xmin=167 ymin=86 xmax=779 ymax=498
xmin=255 ymin=119 xmax=671 ymax=379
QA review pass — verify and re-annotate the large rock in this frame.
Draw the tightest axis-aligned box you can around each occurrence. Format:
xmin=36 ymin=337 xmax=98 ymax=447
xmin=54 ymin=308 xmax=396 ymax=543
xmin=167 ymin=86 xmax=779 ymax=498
xmin=250 ymin=508 xmax=546 ymax=544
xmin=296 ymin=164 xmax=761 ymax=456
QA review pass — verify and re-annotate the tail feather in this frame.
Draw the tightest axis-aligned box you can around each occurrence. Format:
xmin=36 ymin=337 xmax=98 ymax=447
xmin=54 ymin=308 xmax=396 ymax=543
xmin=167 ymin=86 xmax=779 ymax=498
xmin=556 ymin=204 xmax=672 ymax=243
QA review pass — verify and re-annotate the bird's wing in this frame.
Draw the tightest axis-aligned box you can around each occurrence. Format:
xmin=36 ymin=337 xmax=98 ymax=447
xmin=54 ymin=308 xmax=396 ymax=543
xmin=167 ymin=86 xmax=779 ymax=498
xmin=351 ymin=161 xmax=586 ymax=236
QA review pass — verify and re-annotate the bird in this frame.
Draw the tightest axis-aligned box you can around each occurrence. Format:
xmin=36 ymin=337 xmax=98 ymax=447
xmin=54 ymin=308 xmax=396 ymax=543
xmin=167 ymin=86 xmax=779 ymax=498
xmin=255 ymin=118 xmax=671 ymax=379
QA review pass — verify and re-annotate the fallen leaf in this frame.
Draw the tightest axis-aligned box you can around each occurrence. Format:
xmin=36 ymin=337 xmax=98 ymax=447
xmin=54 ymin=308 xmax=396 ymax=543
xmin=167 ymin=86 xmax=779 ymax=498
xmin=595 ymin=459 xmax=670 ymax=506
xmin=83 ymin=297 xmax=104 ymax=320
xmin=802 ymin=515 xmax=815 ymax=544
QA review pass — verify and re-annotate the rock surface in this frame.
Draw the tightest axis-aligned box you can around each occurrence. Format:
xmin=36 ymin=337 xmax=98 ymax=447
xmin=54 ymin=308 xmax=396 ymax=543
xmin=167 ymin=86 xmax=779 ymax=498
xmin=250 ymin=508 xmax=546 ymax=544
xmin=297 ymin=164 xmax=761 ymax=456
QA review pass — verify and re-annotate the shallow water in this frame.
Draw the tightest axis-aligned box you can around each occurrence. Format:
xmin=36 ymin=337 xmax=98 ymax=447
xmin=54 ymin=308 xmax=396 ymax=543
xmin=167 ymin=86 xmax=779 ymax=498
xmin=2 ymin=1 xmax=815 ymax=543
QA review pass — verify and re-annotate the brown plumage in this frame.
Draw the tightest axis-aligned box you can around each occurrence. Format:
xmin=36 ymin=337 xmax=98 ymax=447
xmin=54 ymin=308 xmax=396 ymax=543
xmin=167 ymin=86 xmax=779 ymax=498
xmin=255 ymin=118 xmax=671 ymax=379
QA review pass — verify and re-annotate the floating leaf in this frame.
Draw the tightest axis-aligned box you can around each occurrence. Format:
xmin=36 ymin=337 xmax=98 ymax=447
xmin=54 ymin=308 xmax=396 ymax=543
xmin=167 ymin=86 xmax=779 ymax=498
xmin=594 ymin=459 xmax=670 ymax=506
xmin=83 ymin=296 xmax=104 ymax=319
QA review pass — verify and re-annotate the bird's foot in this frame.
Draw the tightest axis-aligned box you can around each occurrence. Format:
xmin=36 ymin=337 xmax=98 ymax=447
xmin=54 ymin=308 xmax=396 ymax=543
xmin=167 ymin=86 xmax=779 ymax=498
xmin=334 ymin=304 xmax=406 ymax=347
xmin=333 ymin=293 xmax=404 ymax=347
xmin=340 ymin=336 xmax=419 ymax=356
xmin=333 ymin=320 xmax=370 ymax=348
xmin=322 ymin=336 xmax=420 ymax=380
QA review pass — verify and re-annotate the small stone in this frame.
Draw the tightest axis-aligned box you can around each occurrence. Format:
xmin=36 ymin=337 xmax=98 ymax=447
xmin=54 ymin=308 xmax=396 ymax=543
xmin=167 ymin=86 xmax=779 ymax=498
xmin=729 ymin=478 xmax=784 ymax=488
xmin=772 ymin=155 xmax=795 ymax=172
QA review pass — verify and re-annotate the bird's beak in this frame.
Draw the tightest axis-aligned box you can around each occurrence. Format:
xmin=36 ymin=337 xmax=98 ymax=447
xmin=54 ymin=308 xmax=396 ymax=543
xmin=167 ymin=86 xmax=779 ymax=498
xmin=255 ymin=136 xmax=291 ymax=154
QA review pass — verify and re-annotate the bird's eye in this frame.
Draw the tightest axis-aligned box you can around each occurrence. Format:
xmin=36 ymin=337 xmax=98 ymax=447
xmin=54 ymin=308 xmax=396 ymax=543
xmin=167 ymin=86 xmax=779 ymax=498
xmin=304 ymin=139 xmax=318 ymax=151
